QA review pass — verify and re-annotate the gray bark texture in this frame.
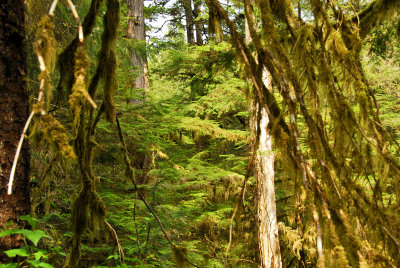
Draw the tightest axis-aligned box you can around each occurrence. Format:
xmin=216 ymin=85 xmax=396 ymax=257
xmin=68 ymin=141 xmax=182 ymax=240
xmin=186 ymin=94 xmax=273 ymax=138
xmin=0 ymin=0 xmax=31 ymax=257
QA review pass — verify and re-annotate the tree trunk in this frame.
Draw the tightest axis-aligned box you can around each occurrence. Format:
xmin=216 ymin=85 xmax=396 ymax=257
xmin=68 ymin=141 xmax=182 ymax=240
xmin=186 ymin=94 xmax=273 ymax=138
xmin=0 ymin=0 xmax=31 ymax=255
xmin=193 ymin=0 xmax=203 ymax=45
xmin=254 ymin=100 xmax=282 ymax=268
xmin=183 ymin=0 xmax=195 ymax=45
xmin=128 ymin=0 xmax=149 ymax=96
xmin=246 ymin=17 xmax=282 ymax=268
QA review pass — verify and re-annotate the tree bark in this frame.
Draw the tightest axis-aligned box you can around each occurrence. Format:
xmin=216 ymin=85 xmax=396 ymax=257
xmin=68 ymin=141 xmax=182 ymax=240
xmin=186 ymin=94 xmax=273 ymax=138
xmin=183 ymin=0 xmax=195 ymax=45
xmin=193 ymin=0 xmax=203 ymax=45
xmin=246 ymin=17 xmax=282 ymax=268
xmin=0 ymin=0 xmax=31 ymax=255
xmin=254 ymin=96 xmax=282 ymax=268
xmin=128 ymin=0 xmax=150 ymax=95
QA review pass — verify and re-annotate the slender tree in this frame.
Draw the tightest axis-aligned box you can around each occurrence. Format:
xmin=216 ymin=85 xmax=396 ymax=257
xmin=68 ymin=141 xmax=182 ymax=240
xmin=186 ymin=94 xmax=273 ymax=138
xmin=0 ymin=0 xmax=30 ymax=255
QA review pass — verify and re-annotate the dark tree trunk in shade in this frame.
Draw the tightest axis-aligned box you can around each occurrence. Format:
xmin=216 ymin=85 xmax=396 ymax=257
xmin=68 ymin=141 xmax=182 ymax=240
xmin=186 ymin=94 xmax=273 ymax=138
xmin=183 ymin=0 xmax=195 ymax=45
xmin=193 ymin=0 xmax=203 ymax=45
xmin=0 ymin=0 xmax=31 ymax=256
xmin=128 ymin=0 xmax=149 ymax=96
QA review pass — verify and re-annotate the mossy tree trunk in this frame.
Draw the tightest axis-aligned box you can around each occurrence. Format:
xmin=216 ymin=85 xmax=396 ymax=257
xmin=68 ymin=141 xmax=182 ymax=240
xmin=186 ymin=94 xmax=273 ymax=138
xmin=128 ymin=0 xmax=149 ymax=99
xmin=0 ymin=0 xmax=30 ymax=257
xmin=183 ymin=0 xmax=195 ymax=45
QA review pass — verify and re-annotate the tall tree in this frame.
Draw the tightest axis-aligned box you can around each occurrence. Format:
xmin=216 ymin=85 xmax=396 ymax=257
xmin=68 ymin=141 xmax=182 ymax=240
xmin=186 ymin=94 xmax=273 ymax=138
xmin=193 ymin=0 xmax=203 ymax=45
xmin=0 ymin=0 xmax=30 ymax=254
xmin=183 ymin=0 xmax=195 ymax=45
xmin=128 ymin=0 xmax=150 ymax=96
xmin=246 ymin=16 xmax=282 ymax=267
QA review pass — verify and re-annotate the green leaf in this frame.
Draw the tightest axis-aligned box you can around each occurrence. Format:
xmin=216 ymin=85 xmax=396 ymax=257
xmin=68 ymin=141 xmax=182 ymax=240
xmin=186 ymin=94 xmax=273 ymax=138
xmin=37 ymin=262 xmax=54 ymax=268
xmin=106 ymin=253 xmax=120 ymax=260
xmin=0 ymin=229 xmax=51 ymax=246
xmin=0 ymin=263 xmax=18 ymax=268
xmin=27 ymin=260 xmax=41 ymax=268
xmin=116 ymin=264 xmax=133 ymax=268
xmin=20 ymin=215 xmax=39 ymax=229
xmin=22 ymin=230 xmax=51 ymax=246
xmin=51 ymin=246 xmax=66 ymax=256
xmin=4 ymin=248 xmax=29 ymax=257
xmin=33 ymin=250 xmax=48 ymax=261
xmin=0 ymin=229 xmax=19 ymax=237
xmin=27 ymin=260 xmax=53 ymax=268
xmin=124 ymin=257 xmax=142 ymax=263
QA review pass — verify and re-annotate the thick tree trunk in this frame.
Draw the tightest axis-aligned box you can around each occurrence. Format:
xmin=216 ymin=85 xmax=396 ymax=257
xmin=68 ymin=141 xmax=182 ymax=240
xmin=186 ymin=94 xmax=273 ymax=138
xmin=0 ymin=0 xmax=31 ymax=255
xmin=128 ymin=0 xmax=149 ymax=95
xmin=193 ymin=0 xmax=203 ymax=45
xmin=246 ymin=17 xmax=282 ymax=268
xmin=183 ymin=0 xmax=195 ymax=45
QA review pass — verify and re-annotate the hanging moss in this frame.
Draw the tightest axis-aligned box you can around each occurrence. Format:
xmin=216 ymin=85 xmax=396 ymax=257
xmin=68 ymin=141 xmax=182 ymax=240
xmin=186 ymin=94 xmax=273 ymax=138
xmin=57 ymin=0 xmax=104 ymax=99
xmin=34 ymin=15 xmax=56 ymax=72
xmin=68 ymin=45 xmax=94 ymax=136
xmin=357 ymin=0 xmax=400 ymax=39
xmin=103 ymin=49 xmax=117 ymax=123
xmin=269 ymin=0 xmax=292 ymax=23
xmin=87 ymin=0 xmax=120 ymax=124
xmin=34 ymin=15 xmax=56 ymax=111
xmin=63 ymin=2 xmax=120 ymax=266
xmin=206 ymin=0 xmax=222 ymax=41
xmin=38 ymin=115 xmax=76 ymax=160
xmin=208 ymin=0 xmax=400 ymax=266
xmin=172 ymin=244 xmax=188 ymax=268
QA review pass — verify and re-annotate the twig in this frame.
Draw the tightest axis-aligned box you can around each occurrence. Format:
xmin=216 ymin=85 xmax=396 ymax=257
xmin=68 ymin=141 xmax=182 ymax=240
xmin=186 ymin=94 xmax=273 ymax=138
xmin=49 ymin=0 xmax=59 ymax=15
xmin=7 ymin=111 xmax=35 ymax=195
xmin=65 ymin=0 xmax=84 ymax=42
xmin=8 ymin=52 xmax=47 ymax=195
xmin=105 ymin=220 xmax=125 ymax=263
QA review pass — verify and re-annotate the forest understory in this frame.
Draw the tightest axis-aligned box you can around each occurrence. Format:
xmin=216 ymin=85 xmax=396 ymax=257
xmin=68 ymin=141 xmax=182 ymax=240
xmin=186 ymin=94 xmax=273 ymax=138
xmin=1 ymin=0 xmax=400 ymax=267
